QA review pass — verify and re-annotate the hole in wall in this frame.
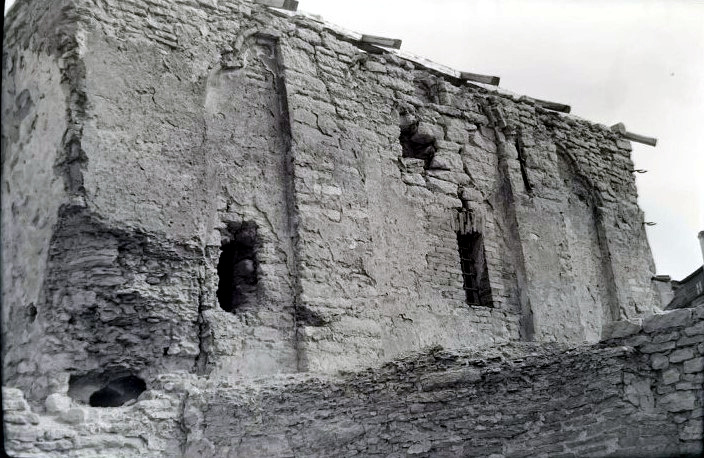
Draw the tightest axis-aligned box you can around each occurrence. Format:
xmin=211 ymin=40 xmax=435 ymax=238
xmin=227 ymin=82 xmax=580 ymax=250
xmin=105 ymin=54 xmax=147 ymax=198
xmin=89 ymin=376 xmax=146 ymax=407
xmin=398 ymin=105 xmax=436 ymax=166
xmin=68 ymin=373 xmax=146 ymax=407
xmin=217 ymin=221 xmax=259 ymax=313
xmin=26 ymin=304 xmax=37 ymax=322
xmin=514 ymin=138 xmax=533 ymax=194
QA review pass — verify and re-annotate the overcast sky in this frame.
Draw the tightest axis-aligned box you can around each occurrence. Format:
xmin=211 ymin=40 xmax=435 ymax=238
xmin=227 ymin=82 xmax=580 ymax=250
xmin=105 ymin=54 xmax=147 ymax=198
xmin=4 ymin=0 xmax=703 ymax=279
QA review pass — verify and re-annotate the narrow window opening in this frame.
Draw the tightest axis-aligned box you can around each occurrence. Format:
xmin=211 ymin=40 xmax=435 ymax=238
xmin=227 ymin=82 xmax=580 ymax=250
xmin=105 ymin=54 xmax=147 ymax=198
xmin=217 ymin=222 xmax=259 ymax=313
xmin=515 ymin=138 xmax=533 ymax=194
xmin=457 ymin=231 xmax=493 ymax=307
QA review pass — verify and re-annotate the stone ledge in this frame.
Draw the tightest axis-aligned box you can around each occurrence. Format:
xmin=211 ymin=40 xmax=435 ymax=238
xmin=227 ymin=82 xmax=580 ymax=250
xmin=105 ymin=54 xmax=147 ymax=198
xmin=602 ymin=304 xmax=704 ymax=341
xmin=643 ymin=308 xmax=694 ymax=333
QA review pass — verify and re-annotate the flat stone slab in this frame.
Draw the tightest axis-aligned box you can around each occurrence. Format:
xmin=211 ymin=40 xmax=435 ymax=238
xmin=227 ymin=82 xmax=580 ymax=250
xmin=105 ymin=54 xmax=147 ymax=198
xmin=643 ymin=309 xmax=693 ymax=333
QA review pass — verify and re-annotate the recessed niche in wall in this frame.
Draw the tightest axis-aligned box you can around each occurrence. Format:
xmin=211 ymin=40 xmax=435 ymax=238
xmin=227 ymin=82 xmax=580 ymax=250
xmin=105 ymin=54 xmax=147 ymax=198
xmin=217 ymin=221 xmax=259 ymax=313
xmin=398 ymin=105 xmax=436 ymax=166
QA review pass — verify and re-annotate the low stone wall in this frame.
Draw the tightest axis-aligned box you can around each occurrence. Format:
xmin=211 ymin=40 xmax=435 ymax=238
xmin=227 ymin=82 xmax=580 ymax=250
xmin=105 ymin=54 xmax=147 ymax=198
xmin=4 ymin=305 xmax=703 ymax=457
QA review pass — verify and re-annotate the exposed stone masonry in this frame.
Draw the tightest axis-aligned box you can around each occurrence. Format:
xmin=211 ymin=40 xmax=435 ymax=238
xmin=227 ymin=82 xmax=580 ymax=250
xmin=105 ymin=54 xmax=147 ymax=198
xmin=3 ymin=305 xmax=703 ymax=456
xmin=2 ymin=0 xmax=695 ymax=456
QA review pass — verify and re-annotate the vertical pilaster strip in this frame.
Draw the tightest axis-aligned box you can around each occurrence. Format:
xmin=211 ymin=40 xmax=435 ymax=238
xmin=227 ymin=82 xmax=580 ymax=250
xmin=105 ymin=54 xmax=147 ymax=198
xmin=481 ymin=99 xmax=535 ymax=341
xmin=273 ymin=40 xmax=305 ymax=371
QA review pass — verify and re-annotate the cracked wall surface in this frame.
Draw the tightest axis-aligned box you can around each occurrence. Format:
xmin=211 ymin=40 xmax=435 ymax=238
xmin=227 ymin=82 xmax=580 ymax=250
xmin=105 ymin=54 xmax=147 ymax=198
xmin=1 ymin=0 xmax=686 ymax=456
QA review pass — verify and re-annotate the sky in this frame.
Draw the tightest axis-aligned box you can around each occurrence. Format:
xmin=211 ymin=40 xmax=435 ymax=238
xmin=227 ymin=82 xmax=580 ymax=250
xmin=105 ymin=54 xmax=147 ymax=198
xmin=4 ymin=0 xmax=704 ymax=279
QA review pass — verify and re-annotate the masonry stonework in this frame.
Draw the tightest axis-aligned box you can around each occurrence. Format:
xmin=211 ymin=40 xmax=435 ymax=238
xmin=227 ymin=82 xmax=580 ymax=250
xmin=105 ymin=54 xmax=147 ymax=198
xmin=2 ymin=0 xmax=699 ymax=456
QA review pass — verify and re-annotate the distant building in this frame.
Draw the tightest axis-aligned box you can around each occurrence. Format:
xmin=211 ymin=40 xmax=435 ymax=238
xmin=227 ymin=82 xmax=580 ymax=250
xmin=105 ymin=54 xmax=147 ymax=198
xmin=666 ymin=231 xmax=704 ymax=309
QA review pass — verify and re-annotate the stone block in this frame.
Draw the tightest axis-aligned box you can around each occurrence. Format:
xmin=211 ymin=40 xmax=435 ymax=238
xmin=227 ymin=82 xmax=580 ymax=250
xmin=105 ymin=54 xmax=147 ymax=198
xmin=602 ymin=320 xmax=641 ymax=340
xmin=643 ymin=309 xmax=692 ymax=333
xmin=2 ymin=388 xmax=29 ymax=412
xmin=364 ymin=61 xmax=387 ymax=73
xmin=60 ymin=407 xmax=87 ymax=425
xmin=683 ymin=357 xmax=704 ymax=374
xmin=680 ymin=419 xmax=704 ymax=441
xmin=623 ymin=335 xmax=650 ymax=347
xmin=683 ymin=321 xmax=704 ymax=336
xmin=426 ymin=177 xmax=458 ymax=195
xmin=459 ymin=187 xmax=483 ymax=203
xmin=662 ymin=368 xmax=680 ymax=385
xmin=677 ymin=334 xmax=703 ymax=347
xmin=640 ymin=341 xmax=676 ymax=354
xmin=693 ymin=305 xmax=704 ymax=320
xmin=427 ymin=170 xmax=470 ymax=186
xmin=402 ymin=173 xmax=425 ymax=187
xmin=412 ymin=122 xmax=440 ymax=144
xmin=468 ymin=130 xmax=495 ymax=152
xmin=407 ymin=441 xmax=432 ymax=455
xmin=429 ymin=151 xmax=463 ymax=171
xmin=3 ymin=413 xmax=31 ymax=425
xmin=650 ymin=353 xmax=669 ymax=370
xmin=45 ymin=393 xmax=72 ymax=414
xmin=652 ymin=331 xmax=679 ymax=344
xmin=675 ymin=382 xmax=701 ymax=391
xmin=658 ymin=391 xmax=697 ymax=412
xmin=670 ymin=348 xmax=695 ymax=364
xmin=399 ymin=157 xmax=426 ymax=174
xmin=419 ymin=369 xmax=482 ymax=391
xmin=446 ymin=125 xmax=468 ymax=144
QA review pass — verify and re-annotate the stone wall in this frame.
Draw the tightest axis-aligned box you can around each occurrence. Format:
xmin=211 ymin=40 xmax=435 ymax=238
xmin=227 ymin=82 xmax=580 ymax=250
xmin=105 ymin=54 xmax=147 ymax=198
xmin=4 ymin=305 xmax=702 ymax=457
xmin=1 ymin=0 xmax=74 ymax=399
xmin=2 ymin=0 xmax=663 ymax=400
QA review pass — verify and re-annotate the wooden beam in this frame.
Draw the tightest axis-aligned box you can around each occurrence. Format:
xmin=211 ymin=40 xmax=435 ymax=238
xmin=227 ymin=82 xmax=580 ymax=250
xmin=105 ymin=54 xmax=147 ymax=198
xmin=459 ymin=71 xmax=500 ymax=86
xmin=254 ymin=0 xmax=299 ymax=11
xmin=611 ymin=123 xmax=657 ymax=147
xmin=360 ymin=34 xmax=402 ymax=50
xmin=534 ymin=98 xmax=571 ymax=113
xmin=624 ymin=131 xmax=657 ymax=147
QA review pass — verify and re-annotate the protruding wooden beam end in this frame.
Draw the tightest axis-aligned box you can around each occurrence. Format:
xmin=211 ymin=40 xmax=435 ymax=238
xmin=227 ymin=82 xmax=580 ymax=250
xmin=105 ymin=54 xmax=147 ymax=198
xmin=254 ymin=0 xmax=298 ymax=11
xmin=612 ymin=123 xmax=657 ymax=147
xmin=535 ymin=98 xmax=571 ymax=113
xmin=283 ymin=0 xmax=299 ymax=11
xmin=360 ymin=35 xmax=402 ymax=50
xmin=626 ymin=133 xmax=657 ymax=147
xmin=460 ymin=71 xmax=500 ymax=86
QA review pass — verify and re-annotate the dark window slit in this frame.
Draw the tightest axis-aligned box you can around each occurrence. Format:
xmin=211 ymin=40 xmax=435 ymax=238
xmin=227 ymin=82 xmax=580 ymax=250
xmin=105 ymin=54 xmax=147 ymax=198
xmin=515 ymin=138 xmax=533 ymax=194
xmin=217 ymin=222 xmax=259 ymax=313
xmin=457 ymin=230 xmax=493 ymax=307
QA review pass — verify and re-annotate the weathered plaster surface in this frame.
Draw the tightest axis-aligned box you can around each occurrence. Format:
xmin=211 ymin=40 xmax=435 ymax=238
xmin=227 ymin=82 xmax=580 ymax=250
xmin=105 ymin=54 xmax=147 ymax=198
xmin=2 ymin=0 xmax=75 ymax=394
xmin=1 ymin=0 xmax=688 ymax=456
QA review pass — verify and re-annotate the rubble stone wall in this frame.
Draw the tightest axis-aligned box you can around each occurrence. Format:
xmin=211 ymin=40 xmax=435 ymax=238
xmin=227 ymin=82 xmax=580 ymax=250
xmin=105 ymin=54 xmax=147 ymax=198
xmin=4 ymin=305 xmax=702 ymax=457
